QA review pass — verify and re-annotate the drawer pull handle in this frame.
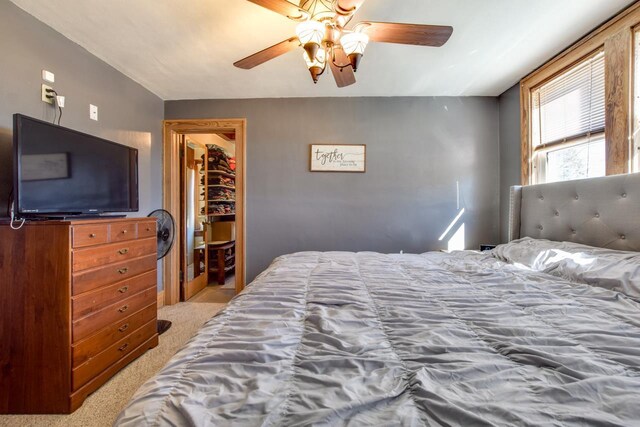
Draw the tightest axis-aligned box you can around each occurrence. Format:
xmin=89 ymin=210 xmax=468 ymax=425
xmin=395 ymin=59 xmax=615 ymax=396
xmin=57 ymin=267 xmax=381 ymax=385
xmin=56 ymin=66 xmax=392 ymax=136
xmin=118 ymin=286 xmax=129 ymax=294
xmin=89 ymin=233 xmax=97 ymax=238
xmin=118 ymin=343 xmax=129 ymax=352
xmin=118 ymin=305 xmax=129 ymax=313
xmin=121 ymin=230 xmax=128 ymax=234
xmin=146 ymin=227 xmax=151 ymax=232
xmin=118 ymin=268 xmax=129 ymax=275
xmin=118 ymin=323 xmax=129 ymax=332
xmin=119 ymin=248 xmax=129 ymax=255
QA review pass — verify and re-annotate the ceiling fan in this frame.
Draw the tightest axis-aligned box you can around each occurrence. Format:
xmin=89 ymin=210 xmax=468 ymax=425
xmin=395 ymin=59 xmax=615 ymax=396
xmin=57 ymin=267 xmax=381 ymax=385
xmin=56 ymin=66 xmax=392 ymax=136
xmin=234 ymin=0 xmax=453 ymax=87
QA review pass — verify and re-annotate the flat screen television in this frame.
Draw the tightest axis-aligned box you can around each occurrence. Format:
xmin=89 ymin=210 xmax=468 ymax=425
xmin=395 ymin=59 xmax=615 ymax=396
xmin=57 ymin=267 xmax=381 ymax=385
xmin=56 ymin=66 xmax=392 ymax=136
xmin=13 ymin=114 xmax=139 ymax=216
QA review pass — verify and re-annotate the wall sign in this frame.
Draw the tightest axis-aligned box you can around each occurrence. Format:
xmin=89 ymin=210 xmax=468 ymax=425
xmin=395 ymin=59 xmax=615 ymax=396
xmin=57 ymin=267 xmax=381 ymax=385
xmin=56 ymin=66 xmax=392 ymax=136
xmin=310 ymin=144 xmax=366 ymax=173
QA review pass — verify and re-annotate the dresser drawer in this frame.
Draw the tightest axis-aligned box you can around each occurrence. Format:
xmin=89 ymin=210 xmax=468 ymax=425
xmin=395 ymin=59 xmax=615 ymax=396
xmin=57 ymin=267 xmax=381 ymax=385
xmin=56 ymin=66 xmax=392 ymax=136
xmin=72 ymin=270 xmax=156 ymax=319
xmin=110 ymin=222 xmax=137 ymax=243
xmin=72 ymin=224 xmax=109 ymax=248
xmin=138 ymin=221 xmax=157 ymax=239
xmin=72 ymin=287 xmax=156 ymax=342
xmin=73 ymin=238 xmax=156 ymax=272
xmin=72 ymin=320 xmax=157 ymax=390
xmin=72 ymin=303 xmax=156 ymax=367
xmin=72 ymin=254 xmax=157 ymax=295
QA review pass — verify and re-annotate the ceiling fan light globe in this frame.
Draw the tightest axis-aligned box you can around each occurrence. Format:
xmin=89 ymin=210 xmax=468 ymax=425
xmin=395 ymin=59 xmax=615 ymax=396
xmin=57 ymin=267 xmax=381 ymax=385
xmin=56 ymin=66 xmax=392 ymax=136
xmin=296 ymin=20 xmax=325 ymax=46
xmin=340 ymin=32 xmax=369 ymax=56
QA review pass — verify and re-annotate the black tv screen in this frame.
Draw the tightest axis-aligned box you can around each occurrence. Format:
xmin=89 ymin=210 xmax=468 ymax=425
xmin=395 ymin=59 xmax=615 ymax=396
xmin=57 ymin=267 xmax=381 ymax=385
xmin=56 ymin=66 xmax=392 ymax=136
xmin=13 ymin=114 xmax=139 ymax=216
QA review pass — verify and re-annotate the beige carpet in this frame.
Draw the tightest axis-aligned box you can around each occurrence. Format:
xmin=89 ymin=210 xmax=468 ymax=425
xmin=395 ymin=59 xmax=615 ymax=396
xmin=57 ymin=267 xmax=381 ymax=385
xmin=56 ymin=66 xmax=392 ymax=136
xmin=0 ymin=300 xmax=226 ymax=427
xmin=190 ymin=283 xmax=236 ymax=304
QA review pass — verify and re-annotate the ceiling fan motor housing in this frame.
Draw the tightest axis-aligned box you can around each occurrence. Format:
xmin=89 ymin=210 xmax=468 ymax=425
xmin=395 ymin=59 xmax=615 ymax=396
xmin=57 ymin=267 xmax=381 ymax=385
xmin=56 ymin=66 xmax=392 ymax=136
xmin=324 ymin=26 xmax=341 ymax=46
xmin=299 ymin=0 xmax=336 ymax=21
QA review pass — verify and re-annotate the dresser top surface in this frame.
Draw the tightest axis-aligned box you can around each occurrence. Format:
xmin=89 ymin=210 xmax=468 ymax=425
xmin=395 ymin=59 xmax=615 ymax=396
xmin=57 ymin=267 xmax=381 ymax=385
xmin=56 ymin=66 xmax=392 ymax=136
xmin=0 ymin=217 xmax=156 ymax=226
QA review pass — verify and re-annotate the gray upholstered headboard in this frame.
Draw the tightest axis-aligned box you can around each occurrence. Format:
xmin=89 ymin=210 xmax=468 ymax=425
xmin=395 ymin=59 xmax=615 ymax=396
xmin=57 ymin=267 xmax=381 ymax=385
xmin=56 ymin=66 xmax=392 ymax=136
xmin=509 ymin=173 xmax=640 ymax=251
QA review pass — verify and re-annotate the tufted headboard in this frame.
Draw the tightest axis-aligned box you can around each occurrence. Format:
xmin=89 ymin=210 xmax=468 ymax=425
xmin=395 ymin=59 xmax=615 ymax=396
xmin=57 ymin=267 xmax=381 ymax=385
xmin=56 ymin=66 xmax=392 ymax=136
xmin=509 ymin=173 xmax=640 ymax=251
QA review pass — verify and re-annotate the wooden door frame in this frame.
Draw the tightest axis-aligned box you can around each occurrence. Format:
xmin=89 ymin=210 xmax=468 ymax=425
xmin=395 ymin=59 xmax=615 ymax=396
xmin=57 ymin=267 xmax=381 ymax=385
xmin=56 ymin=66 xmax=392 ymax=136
xmin=182 ymin=139 xmax=209 ymax=301
xmin=162 ymin=118 xmax=246 ymax=305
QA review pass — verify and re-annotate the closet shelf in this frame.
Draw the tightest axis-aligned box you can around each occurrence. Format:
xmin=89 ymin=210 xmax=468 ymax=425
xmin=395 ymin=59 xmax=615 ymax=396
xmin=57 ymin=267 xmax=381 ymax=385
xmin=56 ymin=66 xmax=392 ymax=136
xmin=209 ymin=265 xmax=235 ymax=274
xmin=207 ymin=185 xmax=235 ymax=190
xmin=208 ymin=171 xmax=236 ymax=179
xmin=201 ymin=145 xmax=237 ymax=286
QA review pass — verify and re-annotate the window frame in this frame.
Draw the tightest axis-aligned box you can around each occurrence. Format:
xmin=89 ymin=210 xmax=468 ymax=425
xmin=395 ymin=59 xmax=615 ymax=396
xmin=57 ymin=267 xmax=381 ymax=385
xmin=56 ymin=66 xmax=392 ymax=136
xmin=534 ymin=131 xmax=606 ymax=183
xmin=520 ymin=2 xmax=640 ymax=185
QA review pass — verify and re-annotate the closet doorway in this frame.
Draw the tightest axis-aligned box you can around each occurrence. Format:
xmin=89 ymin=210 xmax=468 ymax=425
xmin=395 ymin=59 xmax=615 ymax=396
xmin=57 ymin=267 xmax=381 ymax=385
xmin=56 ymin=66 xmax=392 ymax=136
xmin=162 ymin=119 xmax=246 ymax=306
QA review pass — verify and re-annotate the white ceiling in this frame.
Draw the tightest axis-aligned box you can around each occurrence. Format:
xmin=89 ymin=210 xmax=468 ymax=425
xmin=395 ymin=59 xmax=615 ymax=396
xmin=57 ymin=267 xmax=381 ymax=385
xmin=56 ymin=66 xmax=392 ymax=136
xmin=11 ymin=0 xmax=635 ymax=100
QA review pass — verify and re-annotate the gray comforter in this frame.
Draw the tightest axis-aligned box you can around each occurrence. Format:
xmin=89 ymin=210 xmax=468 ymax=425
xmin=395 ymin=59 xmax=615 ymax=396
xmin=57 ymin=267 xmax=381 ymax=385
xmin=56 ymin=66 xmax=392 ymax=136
xmin=116 ymin=250 xmax=640 ymax=426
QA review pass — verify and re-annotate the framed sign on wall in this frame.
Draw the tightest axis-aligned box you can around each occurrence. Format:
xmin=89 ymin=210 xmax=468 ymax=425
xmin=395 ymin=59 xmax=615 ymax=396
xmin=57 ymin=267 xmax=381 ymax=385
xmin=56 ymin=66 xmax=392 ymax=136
xmin=310 ymin=144 xmax=366 ymax=173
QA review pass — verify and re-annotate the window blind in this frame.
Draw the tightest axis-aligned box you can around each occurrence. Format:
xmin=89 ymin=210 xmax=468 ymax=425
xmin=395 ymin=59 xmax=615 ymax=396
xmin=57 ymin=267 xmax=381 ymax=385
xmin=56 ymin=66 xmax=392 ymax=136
xmin=532 ymin=51 xmax=605 ymax=147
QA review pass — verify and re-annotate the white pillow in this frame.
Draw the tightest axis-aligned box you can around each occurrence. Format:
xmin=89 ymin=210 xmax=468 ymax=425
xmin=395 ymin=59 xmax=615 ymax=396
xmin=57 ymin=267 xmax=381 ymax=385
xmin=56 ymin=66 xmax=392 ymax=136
xmin=493 ymin=237 xmax=640 ymax=299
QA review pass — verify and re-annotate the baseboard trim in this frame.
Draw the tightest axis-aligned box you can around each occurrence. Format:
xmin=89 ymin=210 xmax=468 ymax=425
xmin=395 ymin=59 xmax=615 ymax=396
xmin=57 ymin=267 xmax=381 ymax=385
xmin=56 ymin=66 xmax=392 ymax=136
xmin=157 ymin=290 xmax=165 ymax=308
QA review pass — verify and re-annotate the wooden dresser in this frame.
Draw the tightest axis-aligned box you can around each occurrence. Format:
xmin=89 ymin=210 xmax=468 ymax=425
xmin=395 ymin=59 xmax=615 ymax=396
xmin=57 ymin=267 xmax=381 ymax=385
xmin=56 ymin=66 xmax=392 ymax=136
xmin=0 ymin=217 xmax=159 ymax=414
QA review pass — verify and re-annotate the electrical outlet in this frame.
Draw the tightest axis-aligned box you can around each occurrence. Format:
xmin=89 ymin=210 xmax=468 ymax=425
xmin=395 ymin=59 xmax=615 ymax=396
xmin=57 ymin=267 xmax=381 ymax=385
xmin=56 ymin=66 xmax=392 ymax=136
xmin=89 ymin=104 xmax=98 ymax=121
xmin=41 ymin=84 xmax=54 ymax=105
xmin=42 ymin=70 xmax=55 ymax=83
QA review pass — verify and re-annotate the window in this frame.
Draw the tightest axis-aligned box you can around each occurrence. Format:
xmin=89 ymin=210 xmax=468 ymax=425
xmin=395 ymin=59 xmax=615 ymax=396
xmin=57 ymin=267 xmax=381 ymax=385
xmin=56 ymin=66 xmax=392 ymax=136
xmin=530 ymin=52 xmax=606 ymax=184
xmin=634 ymin=29 xmax=640 ymax=173
xmin=520 ymin=3 xmax=640 ymax=186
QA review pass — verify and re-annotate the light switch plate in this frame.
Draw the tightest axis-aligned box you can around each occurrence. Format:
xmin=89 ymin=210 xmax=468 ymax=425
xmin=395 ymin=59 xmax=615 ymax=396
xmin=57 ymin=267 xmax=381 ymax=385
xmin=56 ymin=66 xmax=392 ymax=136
xmin=42 ymin=70 xmax=55 ymax=83
xmin=89 ymin=104 xmax=98 ymax=121
xmin=41 ymin=84 xmax=54 ymax=105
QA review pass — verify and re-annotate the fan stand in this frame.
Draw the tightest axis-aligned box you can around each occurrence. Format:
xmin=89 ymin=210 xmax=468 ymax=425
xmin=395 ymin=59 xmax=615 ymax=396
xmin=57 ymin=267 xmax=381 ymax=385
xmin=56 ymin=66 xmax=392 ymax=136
xmin=148 ymin=209 xmax=177 ymax=338
xmin=157 ymin=319 xmax=172 ymax=335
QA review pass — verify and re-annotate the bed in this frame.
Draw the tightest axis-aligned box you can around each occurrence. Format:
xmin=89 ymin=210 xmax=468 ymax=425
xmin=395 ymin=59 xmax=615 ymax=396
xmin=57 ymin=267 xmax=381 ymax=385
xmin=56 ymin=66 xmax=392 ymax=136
xmin=116 ymin=173 xmax=640 ymax=426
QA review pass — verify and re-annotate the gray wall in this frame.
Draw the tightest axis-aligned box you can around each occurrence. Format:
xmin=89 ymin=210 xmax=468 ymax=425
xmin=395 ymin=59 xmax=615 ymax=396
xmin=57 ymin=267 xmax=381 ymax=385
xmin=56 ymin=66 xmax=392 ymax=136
xmin=498 ymin=84 xmax=521 ymax=243
xmin=166 ymin=97 xmax=501 ymax=281
xmin=0 ymin=1 xmax=164 ymax=288
xmin=0 ymin=1 xmax=163 ymax=220
xmin=0 ymin=0 xmax=509 ymax=287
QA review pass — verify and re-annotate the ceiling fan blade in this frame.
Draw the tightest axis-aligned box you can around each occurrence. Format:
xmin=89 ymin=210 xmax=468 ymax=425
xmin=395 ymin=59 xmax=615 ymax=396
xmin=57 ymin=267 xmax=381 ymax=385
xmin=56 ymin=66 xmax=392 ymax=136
xmin=247 ymin=0 xmax=307 ymax=20
xmin=329 ymin=47 xmax=356 ymax=88
xmin=234 ymin=37 xmax=299 ymax=69
xmin=359 ymin=22 xmax=453 ymax=47
xmin=335 ymin=0 xmax=367 ymax=15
